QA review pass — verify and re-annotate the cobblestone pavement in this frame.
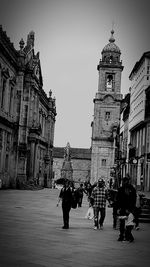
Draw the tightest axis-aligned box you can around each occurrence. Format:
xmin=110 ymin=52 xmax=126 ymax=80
xmin=0 ymin=188 xmax=150 ymax=267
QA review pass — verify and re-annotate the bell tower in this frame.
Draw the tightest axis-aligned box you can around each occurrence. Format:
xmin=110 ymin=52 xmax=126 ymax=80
xmin=90 ymin=30 xmax=123 ymax=185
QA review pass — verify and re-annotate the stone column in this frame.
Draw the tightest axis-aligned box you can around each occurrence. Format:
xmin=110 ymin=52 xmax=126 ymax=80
xmin=33 ymin=141 xmax=38 ymax=183
xmin=29 ymin=140 xmax=35 ymax=181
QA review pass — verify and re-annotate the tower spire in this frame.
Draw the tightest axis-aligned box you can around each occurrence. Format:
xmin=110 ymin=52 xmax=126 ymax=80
xmin=109 ymin=29 xmax=115 ymax=43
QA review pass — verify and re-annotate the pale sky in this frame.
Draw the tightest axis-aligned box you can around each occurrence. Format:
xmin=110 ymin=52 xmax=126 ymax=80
xmin=0 ymin=0 xmax=150 ymax=148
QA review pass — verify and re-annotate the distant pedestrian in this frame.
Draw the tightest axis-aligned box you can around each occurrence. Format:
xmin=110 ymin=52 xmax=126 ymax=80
xmin=76 ymin=183 xmax=84 ymax=207
xmin=140 ymin=175 xmax=144 ymax=191
xmin=84 ymin=182 xmax=92 ymax=200
xmin=85 ymin=204 xmax=94 ymax=220
xmin=116 ymin=176 xmax=136 ymax=241
xmin=108 ymin=188 xmax=118 ymax=229
xmin=134 ymin=192 xmax=144 ymax=230
xmin=85 ymin=194 xmax=94 ymax=220
xmin=57 ymin=180 xmax=72 ymax=229
xmin=119 ymin=209 xmax=135 ymax=242
xmin=91 ymin=178 xmax=107 ymax=230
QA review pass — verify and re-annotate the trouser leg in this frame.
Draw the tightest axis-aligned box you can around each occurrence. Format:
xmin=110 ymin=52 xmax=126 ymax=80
xmin=125 ymin=226 xmax=134 ymax=241
xmin=62 ymin=204 xmax=71 ymax=228
xmin=93 ymin=207 xmax=99 ymax=227
xmin=99 ymin=208 xmax=106 ymax=227
xmin=113 ymin=205 xmax=118 ymax=229
xmin=119 ymin=219 xmax=125 ymax=239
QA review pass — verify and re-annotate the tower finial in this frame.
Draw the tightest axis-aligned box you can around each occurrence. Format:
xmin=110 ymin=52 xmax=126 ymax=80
xmin=112 ymin=20 xmax=115 ymax=31
xmin=109 ymin=22 xmax=115 ymax=43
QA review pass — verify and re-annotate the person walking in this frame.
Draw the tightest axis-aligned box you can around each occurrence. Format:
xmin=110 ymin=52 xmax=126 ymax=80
xmin=125 ymin=209 xmax=135 ymax=242
xmin=76 ymin=183 xmax=84 ymax=207
xmin=119 ymin=209 xmax=135 ymax=242
xmin=91 ymin=178 xmax=107 ymax=230
xmin=116 ymin=176 xmax=136 ymax=241
xmin=107 ymin=188 xmax=118 ymax=229
xmin=57 ymin=180 xmax=72 ymax=229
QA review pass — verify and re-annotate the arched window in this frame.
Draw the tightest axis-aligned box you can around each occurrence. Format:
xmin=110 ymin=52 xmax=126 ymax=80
xmin=1 ymin=79 xmax=6 ymax=108
xmin=9 ymin=86 xmax=13 ymax=114
xmin=109 ymin=56 xmax=113 ymax=63
xmin=106 ymin=74 xmax=113 ymax=91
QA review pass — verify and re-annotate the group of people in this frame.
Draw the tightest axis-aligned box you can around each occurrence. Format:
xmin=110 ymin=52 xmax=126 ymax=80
xmin=57 ymin=176 xmax=143 ymax=242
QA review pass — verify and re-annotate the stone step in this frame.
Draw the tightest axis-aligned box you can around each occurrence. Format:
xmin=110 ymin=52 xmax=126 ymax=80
xmin=139 ymin=217 xmax=150 ymax=223
xmin=141 ymin=210 xmax=150 ymax=215
xmin=139 ymin=202 xmax=150 ymax=222
xmin=140 ymin=213 xmax=150 ymax=219
xmin=142 ymin=205 xmax=150 ymax=209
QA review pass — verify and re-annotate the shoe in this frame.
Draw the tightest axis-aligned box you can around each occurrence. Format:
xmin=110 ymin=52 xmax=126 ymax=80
xmin=62 ymin=226 xmax=69 ymax=229
xmin=93 ymin=226 xmax=98 ymax=230
xmin=100 ymin=226 xmax=103 ymax=230
xmin=136 ymin=226 xmax=140 ymax=230
xmin=117 ymin=237 xmax=124 ymax=241
xmin=129 ymin=239 xmax=134 ymax=243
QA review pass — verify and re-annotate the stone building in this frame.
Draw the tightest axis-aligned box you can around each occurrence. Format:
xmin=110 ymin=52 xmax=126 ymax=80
xmin=0 ymin=26 xmax=56 ymax=188
xmin=53 ymin=145 xmax=91 ymax=186
xmin=90 ymin=30 xmax=123 ymax=185
xmin=119 ymin=93 xmax=130 ymax=175
xmin=127 ymin=51 xmax=150 ymax=190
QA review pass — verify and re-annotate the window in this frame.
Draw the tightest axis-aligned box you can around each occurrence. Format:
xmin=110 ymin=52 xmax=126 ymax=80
xmin=0 ymin=151 xmax=1 ymax=172
xmin=6 ymin=132 xmax=10 ymax=145
xmin=106 ymin=74 xmax=113 ymax=91
xmin=0 ymin=129 xmax=2 ymax=148
xmin=147 ymin=126 xmax=150 ymax=153
xmin=5 ymin=154 xmax=9 ymax=171
xmin=9 ymin=86 xmax=13 ymax=114
xmin=102 ymin=159 xmax=106 ymax=166
xmin=109 ymin=56 xmax=113 ymax=63
xmin=1 ymin=79 xmax=6 ymax=108
xmin=105 ymin=111 xmax=110 ymax=121
xmin=23 ymin=105 xmax=28 ymax=125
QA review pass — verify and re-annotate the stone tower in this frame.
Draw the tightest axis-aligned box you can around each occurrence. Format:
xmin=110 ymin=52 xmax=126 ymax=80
xmin=90 ymin=30 xmax=123 ymax=185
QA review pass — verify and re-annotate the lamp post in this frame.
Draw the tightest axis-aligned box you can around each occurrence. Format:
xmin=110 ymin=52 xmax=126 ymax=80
xmin=112 ymin=124 xmax=117 ymax=166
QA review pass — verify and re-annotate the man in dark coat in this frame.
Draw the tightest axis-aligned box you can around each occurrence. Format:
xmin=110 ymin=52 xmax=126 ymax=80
xmin=116 ymin=176 xmax=136 ymax=241
xmin=57 ymin=180 xmax=72 ymax=229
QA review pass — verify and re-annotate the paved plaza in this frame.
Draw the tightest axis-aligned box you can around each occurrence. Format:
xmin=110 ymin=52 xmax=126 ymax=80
xmin=0 ymin=188 xmax=150 ymax=267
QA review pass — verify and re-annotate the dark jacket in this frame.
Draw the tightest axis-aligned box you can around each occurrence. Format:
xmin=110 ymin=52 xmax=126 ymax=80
xmin=59 ymin=187 xmax=72 ymax=206
xmin=116 ymin=184 xmax=136 ymax=213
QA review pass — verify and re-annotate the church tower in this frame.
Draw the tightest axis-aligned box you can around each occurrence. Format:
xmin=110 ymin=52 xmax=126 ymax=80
xmin=90 ymin=30 xmax=123 ymax=185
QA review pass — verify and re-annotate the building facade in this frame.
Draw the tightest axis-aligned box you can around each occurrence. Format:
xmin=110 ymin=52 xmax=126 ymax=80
xmin=0 ymin=26 xmax=56 ymax=188
xmin=119 ymin=93 xmax=130 ymax=178
xmin=53 ymin=145 xmax=91 ymax=186
xmin=128 ymin=52 xmax=150 ymax=191
xmin=90 ymin=30 xmax=123 ymax=185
